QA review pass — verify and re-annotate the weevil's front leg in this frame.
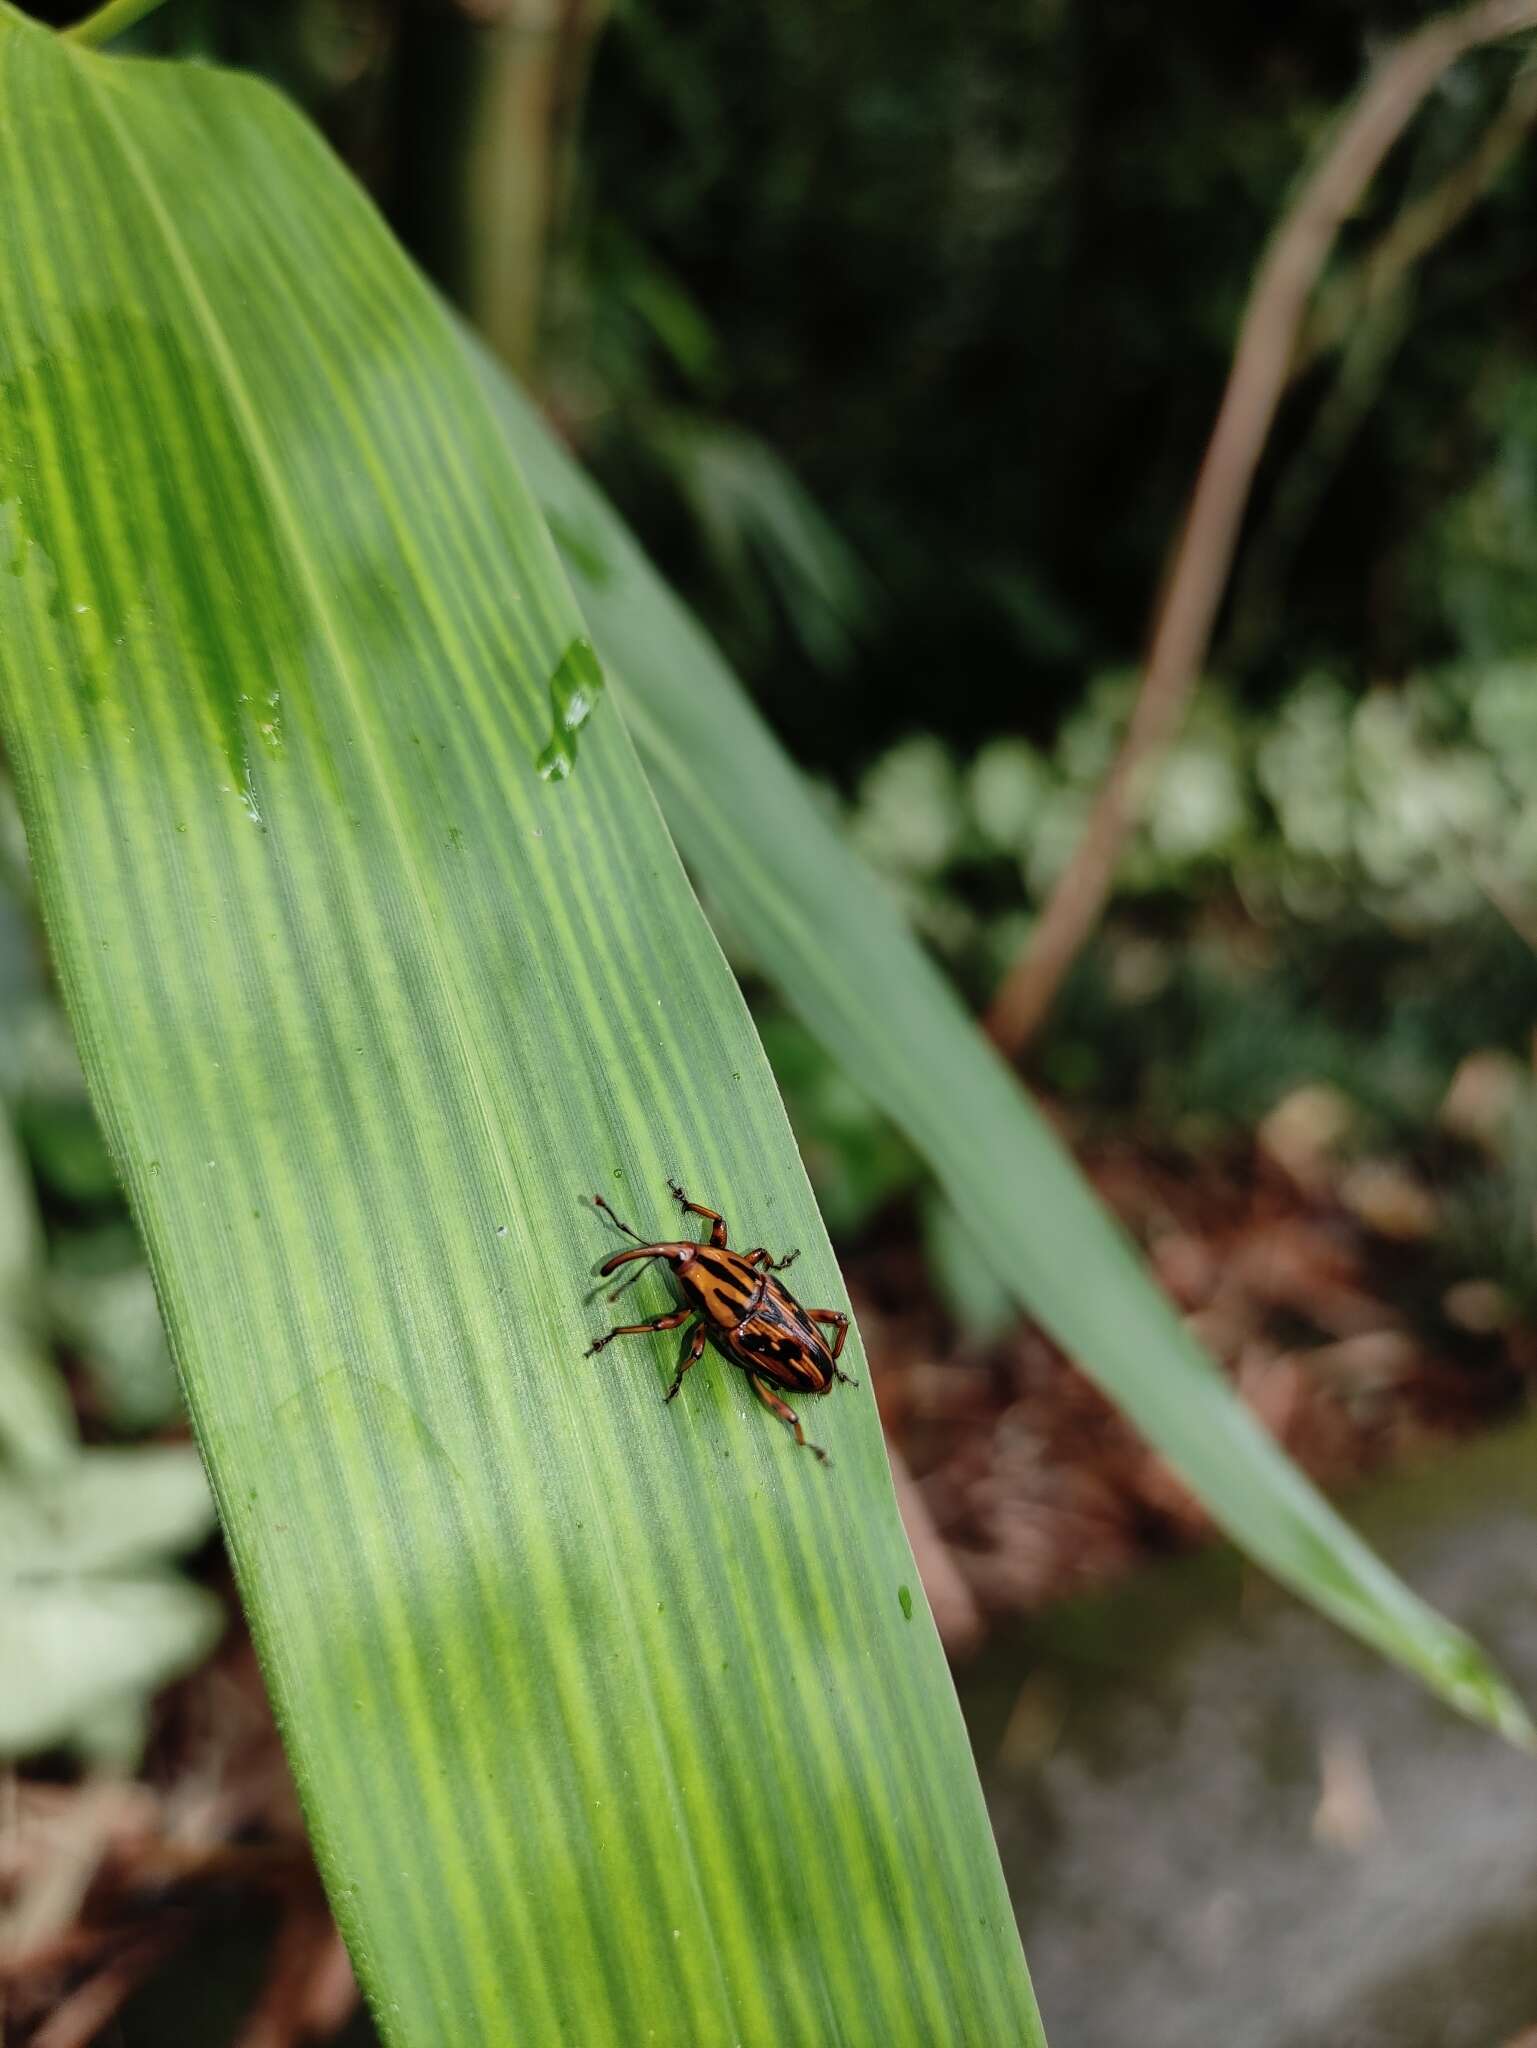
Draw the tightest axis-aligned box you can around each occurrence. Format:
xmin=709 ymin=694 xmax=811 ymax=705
xmin=745 ymin=1245 xmax=800 ymax=1273
xmin=808 ymin=1307 xmax=856 ymax=1382
xmin=749 ymin=1373 xmax=828 ymax=1463
xmin=664 ymin=1321 xmax=708 ymax=1404
xmin=585 ymin=1305 xmax=692 ymax=1357
xmin=667 ymin=1178 xmax=728 ymax=1248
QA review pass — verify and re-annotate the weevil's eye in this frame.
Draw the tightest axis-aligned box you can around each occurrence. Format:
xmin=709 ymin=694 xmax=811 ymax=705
xmin=674 ymin=1246 xmax=693 ymax=1266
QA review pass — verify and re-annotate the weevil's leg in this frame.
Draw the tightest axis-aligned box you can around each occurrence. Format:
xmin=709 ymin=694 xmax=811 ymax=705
xmin=585 ymin=1306 xmax=691 ymax=1358
xmin=667 ymin=1178 xmax=728 ymax=1248
xmin=808 ymin=1308 xmax=850 ymax=1360
xmin=749 ymin=1373 xmax=829 ymax=1463
xmin=745 ymin=1246 xmax=800 ymax=1273
xmin=664 ymin=1321 xmax=709 ymax=1404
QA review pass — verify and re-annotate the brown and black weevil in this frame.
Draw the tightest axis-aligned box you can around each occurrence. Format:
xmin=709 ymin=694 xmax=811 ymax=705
xmin=585 ymin=1180 xmax=855 ymax=1462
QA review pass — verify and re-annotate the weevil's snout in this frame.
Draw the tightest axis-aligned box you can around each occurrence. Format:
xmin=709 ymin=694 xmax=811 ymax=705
xmin=597 ymin=1240 xmax=696 ymax=1280
xmin=598 ymin=1245 xmax=653 ymax=1278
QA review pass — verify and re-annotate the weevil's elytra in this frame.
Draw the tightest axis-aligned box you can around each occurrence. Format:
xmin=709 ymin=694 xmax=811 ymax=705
xmin=584 ymin=1179 xmax=856 ymax=1463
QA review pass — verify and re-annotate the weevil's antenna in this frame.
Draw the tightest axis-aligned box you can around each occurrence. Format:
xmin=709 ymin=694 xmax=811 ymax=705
xmin=592 ymin=1193 xmax=647 ymax=1243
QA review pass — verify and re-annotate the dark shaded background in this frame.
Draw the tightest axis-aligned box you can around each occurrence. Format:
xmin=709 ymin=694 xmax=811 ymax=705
xmin=27 ymin=0 xmax=1537 ymax=770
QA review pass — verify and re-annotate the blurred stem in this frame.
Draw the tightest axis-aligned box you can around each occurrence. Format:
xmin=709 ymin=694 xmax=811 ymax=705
xmin=1297 ymin=57 xmax=1537 ymax=376
xmin=62 ymin=0 xmax=170 ymax=45
xmin=461 ymin=0 xmax=610 ymax=378
xmin=1225 ymin=288 xmax=1413 ymax=671
xmin=1232 ymin=58 xmax=1537 ymax=671
xmin=984 ymin=0 xmax=1537 ymax=1060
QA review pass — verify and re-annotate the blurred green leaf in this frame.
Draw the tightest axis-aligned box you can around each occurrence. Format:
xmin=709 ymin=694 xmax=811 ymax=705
xmin=654 ymin=412 xmax=872 ymax=672
xmin=0 ymin=1444 xmax=214 ymax=1575
xmin=757 ymin=1010 xmax=920 ymax=1235
xmin=920 ymin=1188 xmax=1014 ymax=1345
xmin=49 ymin=1232 xmax=181 ymax=1433
xmin=967 ymin=736 xmax=1049 ymax=853
xmin=0 ymin=1113 xmax=74 ymax=1468
xmin=850 ymin=736 xmax=967 ymax=879
xmin=0 ymin=1446 xmax=218 ymax=1759
xmin=14 ymin=1095 xmax=120 ymax=1204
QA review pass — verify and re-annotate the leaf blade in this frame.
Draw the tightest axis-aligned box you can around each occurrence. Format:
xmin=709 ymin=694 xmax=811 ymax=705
xmin=0 ymin=12 xmax=1042 ymax=2043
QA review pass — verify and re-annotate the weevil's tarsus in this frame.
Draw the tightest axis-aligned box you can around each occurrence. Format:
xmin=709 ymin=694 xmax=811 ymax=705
xmin=668 ymin=1179 xmax=729 ymax=1248
xmin=746 ymin=1246 xmax=800 ymax=1273
xmin=749 ymin=1373 xmax=828 ymax=1462
xmin=808 ymin=1306 xmax=849 ymax=1360
xmin=585 ymin=1304 xmax=691 ymax=1357
xmin=665 ymin=1322 xmax=709 ymax=1404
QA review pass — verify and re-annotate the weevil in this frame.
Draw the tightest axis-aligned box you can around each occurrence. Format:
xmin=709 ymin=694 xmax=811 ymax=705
xmin=584 ymin=1180 xmax=856 ymax=1462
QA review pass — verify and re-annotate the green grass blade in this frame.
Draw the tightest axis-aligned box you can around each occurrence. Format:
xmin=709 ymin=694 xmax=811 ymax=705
xmin=471 ymin=345 xmax=1534 ymax=1749
xmin=0 ymin=11 xmax=1042 ymax=2042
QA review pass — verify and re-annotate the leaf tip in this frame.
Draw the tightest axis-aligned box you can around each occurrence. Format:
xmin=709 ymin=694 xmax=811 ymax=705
xmin=1432 ymin=1634 xmax=1536 ymax=1751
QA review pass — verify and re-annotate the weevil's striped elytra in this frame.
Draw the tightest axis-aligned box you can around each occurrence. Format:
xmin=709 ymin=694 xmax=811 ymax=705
xmin=584 ymin=1180 xmax=856 ymax=1463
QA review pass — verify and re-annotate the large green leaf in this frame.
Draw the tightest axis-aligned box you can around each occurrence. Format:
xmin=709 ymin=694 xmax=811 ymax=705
xmin=0 ymin=11 xmax=1040 ymax=2044
xmin=473 ymin=350 xmax=1535 ymax=1747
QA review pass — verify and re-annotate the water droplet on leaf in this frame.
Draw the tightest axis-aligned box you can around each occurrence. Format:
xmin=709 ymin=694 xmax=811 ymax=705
xmin=535 ymin=636 xmax=605 ymax=778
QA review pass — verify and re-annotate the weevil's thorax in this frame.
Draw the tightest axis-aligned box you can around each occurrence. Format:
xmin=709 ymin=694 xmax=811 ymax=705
xmin=674 ymin=1243 xmax=763 ymax=1330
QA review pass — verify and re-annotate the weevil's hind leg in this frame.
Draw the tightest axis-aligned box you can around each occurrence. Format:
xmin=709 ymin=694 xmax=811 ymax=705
xmin=808 ymin=1307 xmax=855 ymax=1381
xmin=667 ymin=1178 xmax=728 ymax=1248
xmin=665 ymin=1321 xmax=708 ymax=1404
xmin=586 ymin=1305 xmax=691 ymax=1358
xmin=745 ymin=1246 xmax=800 ymax=1273
xmin=749 ymin=1373 xmax=828 ymax=1464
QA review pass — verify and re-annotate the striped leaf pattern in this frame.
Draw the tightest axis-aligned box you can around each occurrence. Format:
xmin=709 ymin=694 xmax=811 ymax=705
xmin=0 ymin=12 xmax=1042 ymax=2045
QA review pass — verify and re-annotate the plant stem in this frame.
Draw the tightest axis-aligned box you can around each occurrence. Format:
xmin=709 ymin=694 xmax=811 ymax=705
xmin=63 ymin=0 xmax=170 ymax=48
xmin=460 ymin=0 xmax=611 ymax=377
xmin=983 ymin=0 xmax=1537 ymax=1059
